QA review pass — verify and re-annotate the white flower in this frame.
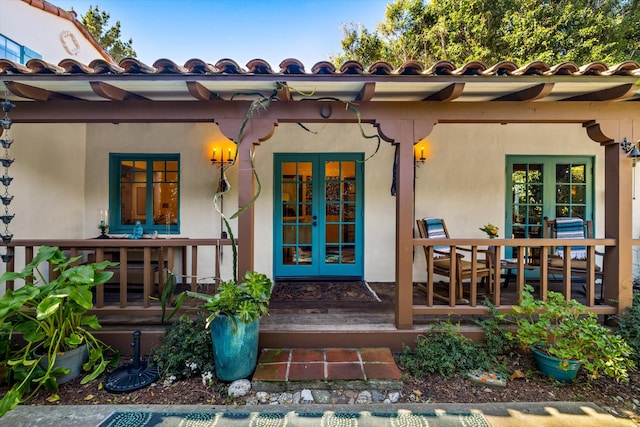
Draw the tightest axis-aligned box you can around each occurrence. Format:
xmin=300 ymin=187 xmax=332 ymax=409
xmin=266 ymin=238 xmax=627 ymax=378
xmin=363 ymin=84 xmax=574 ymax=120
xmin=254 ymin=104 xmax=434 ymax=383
xmin=163 ymin=374 xmax=177 ymax=387
xmin=187 ymin=362 xmax=198 ymax=371
xmin=201 ymin=371 xmax=213 ymax=386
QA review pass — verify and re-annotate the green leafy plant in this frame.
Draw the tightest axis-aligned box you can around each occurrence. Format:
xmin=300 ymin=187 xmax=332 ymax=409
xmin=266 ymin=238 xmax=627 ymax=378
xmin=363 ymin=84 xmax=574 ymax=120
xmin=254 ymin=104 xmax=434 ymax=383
xmin=152 ymin=313 xmax=215 ymax=383
xmin=184 ymin=271 xmax=272 ymax=328
xmin=510 ymin=285 xmax=635 ymax=382
xmin=0 ymin=246 xmax=120 ymax=416
xmin=476 ymin=300 xmax=516 ymax=361
xmin=399 ymin=321 xmax=493 ymax=379
xmin=615 ymin=291 xmax=640 ymax=365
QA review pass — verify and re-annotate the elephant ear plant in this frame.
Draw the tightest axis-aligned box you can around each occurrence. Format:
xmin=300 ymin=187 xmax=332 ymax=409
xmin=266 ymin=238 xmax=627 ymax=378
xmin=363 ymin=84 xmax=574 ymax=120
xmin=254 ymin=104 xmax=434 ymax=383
xmin=0 ymin=246 xmax=120 ymax=417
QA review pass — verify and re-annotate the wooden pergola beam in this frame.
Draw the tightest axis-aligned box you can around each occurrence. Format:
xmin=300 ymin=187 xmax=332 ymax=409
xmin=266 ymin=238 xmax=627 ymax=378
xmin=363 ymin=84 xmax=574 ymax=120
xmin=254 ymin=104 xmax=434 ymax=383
xmin=186 ymin=81 xmax=220 ymax=101
xmin=90 ymin=81 xmax=149 ymax=101
xmin=493 ymin=83 xmax=554 ymax=102
xmin=5 ymin=81 xmax=79 ymax=101
xmin=423 ymin=83 xmax=465 ymax=101
xmin=562 ymin=83 xmax=637 ymax=102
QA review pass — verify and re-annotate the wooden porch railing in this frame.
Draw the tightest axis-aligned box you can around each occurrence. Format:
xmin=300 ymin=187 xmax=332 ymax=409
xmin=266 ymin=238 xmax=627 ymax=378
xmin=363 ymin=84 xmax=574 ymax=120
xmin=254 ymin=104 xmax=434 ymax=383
xmin=2 ymin=239 xmax=235 ymax=317
xmin=412 ymin=237 xmax=618 ymax=318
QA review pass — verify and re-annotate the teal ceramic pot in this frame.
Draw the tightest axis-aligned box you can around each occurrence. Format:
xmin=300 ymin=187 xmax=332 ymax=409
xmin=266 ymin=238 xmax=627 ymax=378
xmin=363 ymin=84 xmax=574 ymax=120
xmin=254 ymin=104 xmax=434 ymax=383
xmin=531 ymin=345 xmax=580 ymax=383
xmin=210 ymin=315 xmax=260 ymax=381
xmin=38 ymin=344 xmax=89 ymax=384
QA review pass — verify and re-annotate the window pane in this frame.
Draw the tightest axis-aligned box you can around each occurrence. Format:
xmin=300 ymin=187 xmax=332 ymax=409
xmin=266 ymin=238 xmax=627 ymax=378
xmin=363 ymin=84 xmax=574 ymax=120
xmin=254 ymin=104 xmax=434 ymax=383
xmin=556 ymin=164 xmax=570 ymax=183
xmin=572 ymin=185 xmax=585 ymax=203
xmin=153 ymin=182 xmax=177 ymax=225
xmin=113 ymin=155 xmax=179 ymax=232
xmin=571 ymin=165 xmax=585 ymax=183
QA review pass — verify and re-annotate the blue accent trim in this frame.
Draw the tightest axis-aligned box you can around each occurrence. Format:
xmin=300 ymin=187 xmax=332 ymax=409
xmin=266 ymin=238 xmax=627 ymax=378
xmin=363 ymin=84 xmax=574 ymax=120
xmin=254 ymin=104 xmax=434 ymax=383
xmin=274 ymin=153 xmax=364 ymax=278
xmin=108 ymin=153 xmax=180 ymax=234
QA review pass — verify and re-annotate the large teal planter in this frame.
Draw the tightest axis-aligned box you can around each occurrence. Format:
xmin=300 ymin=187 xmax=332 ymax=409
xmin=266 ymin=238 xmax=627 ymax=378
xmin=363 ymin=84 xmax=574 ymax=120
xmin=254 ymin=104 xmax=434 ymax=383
xmin=210 ymin=315 xmax=260 ymax=381
xmin=531 ymin=346 xmax=580 ymax=383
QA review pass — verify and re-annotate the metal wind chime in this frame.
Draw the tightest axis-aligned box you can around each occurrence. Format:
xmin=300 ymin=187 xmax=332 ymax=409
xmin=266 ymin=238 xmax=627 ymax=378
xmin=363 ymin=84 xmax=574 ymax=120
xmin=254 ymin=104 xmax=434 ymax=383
xmin=0 ymin=92 xmax=15 ymax=263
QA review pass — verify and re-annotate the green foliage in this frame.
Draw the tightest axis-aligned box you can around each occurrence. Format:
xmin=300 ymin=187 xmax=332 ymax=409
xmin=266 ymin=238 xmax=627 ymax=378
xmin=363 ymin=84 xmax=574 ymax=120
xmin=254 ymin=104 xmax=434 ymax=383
xmin=81 ymin=5 xmax=136 ymax=62
xmin=152 ymin=313 xmax=215 ymax=381
xmin=615 ymin=292 xmax=640 ymax=365
xmin=475 ymin=301 xmax=516 ymax=360
xmin=399 ymin=321 xmax=493 ymax=379
xmin=511 ymin=285 xmax=635 ymax=382
xmin=335 ymin=0 xmax=636 ymax=67
xmin=186 ymin=271 xmax=272 ymax=327
xmin=0 ymin=246 xmax=120 ymax=417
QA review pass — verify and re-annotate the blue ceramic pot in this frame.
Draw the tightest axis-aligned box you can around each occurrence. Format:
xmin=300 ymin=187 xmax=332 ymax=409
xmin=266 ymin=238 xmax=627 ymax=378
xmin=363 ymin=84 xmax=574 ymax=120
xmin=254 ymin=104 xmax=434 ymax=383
xmin=531 ymin=345 xmax=580 ymax=383
xmin=210 ymin=315 xmax=259 ymax=381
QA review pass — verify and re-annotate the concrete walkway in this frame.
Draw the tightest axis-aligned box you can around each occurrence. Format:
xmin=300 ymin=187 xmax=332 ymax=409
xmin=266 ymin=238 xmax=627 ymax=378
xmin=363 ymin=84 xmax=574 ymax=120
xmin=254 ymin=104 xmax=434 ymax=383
xmin=0 ymin=402 xmax=636 ymax=427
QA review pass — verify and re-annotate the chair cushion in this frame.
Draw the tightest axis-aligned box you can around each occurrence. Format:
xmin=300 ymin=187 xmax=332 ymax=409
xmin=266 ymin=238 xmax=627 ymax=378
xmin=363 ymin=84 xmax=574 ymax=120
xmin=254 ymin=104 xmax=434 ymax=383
xmin=554 ymin=217 xmax=587 ymax=260
xmin=423 ymin=217 xmax=449 ymax=253
xmin=549 ymin=257 xmax=601 ymax=272
xmin=434 ymin=258 xmax=490 ymax=274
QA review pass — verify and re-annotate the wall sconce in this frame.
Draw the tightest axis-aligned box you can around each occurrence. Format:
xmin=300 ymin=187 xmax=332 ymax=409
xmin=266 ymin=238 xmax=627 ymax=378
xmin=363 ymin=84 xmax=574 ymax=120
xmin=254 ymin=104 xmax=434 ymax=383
xmin=414 ymin=141 xmax=429 ymax=167
xmin=210 ymin=139 xmax=237 ymax=167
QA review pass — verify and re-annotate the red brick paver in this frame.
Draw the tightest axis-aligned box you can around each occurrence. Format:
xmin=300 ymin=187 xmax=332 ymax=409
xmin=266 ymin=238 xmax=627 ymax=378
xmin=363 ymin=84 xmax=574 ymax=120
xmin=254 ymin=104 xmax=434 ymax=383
xmin=253 ymin=348 xmax=399 ymax=382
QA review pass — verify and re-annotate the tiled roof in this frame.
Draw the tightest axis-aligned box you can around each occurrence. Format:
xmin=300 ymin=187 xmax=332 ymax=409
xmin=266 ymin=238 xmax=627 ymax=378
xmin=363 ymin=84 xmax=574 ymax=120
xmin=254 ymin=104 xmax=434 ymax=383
xmin=1 ymin=57 xmax=639 ymax=103
xmin=2 ymin=56 xmax=639 ymax=77
xmin=22 ymin=0 xmax=114 ymax=63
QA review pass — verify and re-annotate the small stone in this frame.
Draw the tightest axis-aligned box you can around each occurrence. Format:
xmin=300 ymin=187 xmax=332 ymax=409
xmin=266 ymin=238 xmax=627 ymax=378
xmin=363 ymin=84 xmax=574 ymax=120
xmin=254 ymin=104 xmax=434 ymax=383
xmin=312 ymin=390 xmax=331 ymax=404
xmin=483 ymin=387 xmax=493 ymax=393
xmin=256 ymin=391 xmax=270 ymax=403
xmin=371 ymin=390 xmax=386 ymax=403
xmin=633 ymin=398 xmax=640 ymax=406
xmin=228 ymin=379 xmax=251 ymax=398
xmin=245 ymin=397 xmax=258 ymax=405
xmin=278 ymin=392 xmax=293 ymax=404
xmin=344 ymin=390 xmax=358 ymax=399
xmin=331 ymin=391 xmax=347 ymax=404
xmin=300 ymin=389 xmax=314 ymax=404
xmin=269 ymin=394 xmax=280 ymax=402
xmin=356 ymin=390 xmax=372 ymax=404
xmin=388 ymin=391 xmax=401 ymax=403
xmin=292 ymin=391 xmax=301 ymax=404
xmin=383 ymin=398 xmax=391 ymax=404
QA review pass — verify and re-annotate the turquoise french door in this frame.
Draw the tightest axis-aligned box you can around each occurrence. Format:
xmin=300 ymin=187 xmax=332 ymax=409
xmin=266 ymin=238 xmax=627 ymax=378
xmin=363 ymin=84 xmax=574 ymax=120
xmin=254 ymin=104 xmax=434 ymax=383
xmin=274 ymin=153 xmax=364 ymax=278
xmin=505 ymin=155 xmax=594 ymax=261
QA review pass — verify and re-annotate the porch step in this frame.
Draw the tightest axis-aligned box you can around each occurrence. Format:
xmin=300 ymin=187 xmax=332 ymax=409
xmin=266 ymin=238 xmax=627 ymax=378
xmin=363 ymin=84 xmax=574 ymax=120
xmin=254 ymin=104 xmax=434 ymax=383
xmin=251 ymin=348 xmax=403 ymax=392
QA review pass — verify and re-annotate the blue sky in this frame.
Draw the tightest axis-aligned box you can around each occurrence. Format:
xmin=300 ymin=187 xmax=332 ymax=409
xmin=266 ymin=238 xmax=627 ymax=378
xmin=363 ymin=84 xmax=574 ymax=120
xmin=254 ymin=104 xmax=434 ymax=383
xmin=54 ymin=0 xmax=390 ymax=67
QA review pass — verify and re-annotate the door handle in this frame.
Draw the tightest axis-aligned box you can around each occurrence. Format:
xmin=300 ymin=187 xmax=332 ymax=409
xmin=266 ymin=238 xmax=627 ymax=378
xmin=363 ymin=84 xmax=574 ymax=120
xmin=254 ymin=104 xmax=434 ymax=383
xmin=312 ymin=215 xmax=317 ymax=220
xmin=313 ymin=221 xmax=317 ymax=226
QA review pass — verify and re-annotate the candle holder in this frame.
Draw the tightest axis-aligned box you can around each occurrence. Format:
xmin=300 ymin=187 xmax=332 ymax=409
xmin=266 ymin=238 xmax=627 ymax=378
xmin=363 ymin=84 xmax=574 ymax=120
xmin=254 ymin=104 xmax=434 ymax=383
xmin=97 ymin=209 xmax=110 ymax=239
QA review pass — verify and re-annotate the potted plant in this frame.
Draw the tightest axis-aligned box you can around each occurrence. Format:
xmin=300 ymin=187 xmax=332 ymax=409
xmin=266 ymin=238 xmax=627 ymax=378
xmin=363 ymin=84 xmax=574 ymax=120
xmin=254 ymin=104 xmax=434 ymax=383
xmin=0 ymin=246 xmax=120 ymax=416
xmin=510 ymin=285 xmax=635 ymax=382
xmin=177 ymin=270 xmax=272 ymax=381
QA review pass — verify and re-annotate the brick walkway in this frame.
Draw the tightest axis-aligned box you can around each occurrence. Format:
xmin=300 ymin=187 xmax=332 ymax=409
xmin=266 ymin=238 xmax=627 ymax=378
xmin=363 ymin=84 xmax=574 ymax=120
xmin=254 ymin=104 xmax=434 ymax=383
xmin=252 ymin=348 xmax=403 ymax=392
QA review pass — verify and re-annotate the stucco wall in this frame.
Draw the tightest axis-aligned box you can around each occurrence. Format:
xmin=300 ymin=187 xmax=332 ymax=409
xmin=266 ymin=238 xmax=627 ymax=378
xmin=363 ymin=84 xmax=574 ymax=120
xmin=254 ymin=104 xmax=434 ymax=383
xmin=2 ymin=0 xmax=106 ymax=64
xmin=1 ymin=120 xmax=627 ymax=285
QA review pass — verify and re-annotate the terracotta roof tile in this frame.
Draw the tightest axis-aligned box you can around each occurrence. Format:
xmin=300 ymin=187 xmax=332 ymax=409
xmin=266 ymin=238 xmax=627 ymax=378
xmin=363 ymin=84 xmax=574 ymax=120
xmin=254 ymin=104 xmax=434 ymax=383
xmin=452 ymin=61 xmax=486 ymax=76
xmin=88 ymin=59 xmax=124 ymax=74
xmin=25 ymin=58 xmax=64 ymax=74
xmin=512 ymin=61 xmax=550 ymax=76
xmin=215 ymin=58 xmax=245 ymax=74
xmin=395 ymin=61 xmax=423 ymax=75
xmin=367 ymin=61 xmax=393 ymax=75
xmin=2 ymin=57 xmax=640 ymax=80
xmin=311 ymin=61 xmax=337 ymax=75
xmin=246 ymin=59 xmax=274 ymax=74
xmin=483 ymin=61 xmax=518 ymax=76
xmin=602 ymin=61 xmax=640 ymax=76
xmin=153 ymin=59 xmax=188 ymax=74
xmin=119 ymin=58 xmax=156 ymax=74
xmin=58 ymin=58 xmax=94 ymax=74
xmin=0 ymin=59 xmax=32 ymax=74
xmin=424 ymin=60 xmax=456 ymax=75
xmin=279 ymin=58 xmax=306 ymax=74
xmin=184 ymin=59 xmax=217 ymax=74
xmin=545 ymin=62 xmax=579 ymax=76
